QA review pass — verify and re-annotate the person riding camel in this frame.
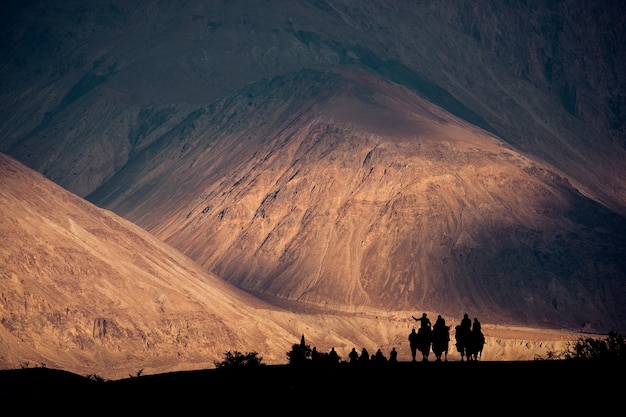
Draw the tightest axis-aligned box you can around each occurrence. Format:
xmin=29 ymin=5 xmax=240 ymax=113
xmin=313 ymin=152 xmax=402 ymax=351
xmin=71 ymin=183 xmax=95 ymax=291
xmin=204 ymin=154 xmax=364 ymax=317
xmin=433 ymin=314 xmax=446 ymax=331
xmin=461 ymin=313 xmax=471 ymax=330
xmin=412 ymin=313 xmax=432 ymax=331
xmin=472 ymin=317 xmax=482 ymax=334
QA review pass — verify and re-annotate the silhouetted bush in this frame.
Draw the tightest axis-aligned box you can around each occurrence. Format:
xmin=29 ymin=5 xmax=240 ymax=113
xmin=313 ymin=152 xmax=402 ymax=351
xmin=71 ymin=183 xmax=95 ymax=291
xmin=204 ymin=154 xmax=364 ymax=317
xmin=559 ymin=331 xmax=625 ymax=361
xmin=214 ymin=351 xmax=263 ymax=369
xmin=286 ymin=335 xmax=342 ymax=367
xmin=86 ymin=373 xmax=107 ymax=382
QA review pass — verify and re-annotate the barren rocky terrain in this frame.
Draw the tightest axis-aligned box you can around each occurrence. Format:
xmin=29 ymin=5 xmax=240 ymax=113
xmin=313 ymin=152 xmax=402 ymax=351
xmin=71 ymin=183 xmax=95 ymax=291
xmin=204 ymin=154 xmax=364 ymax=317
xmin=0 ymin=153 xmax=602 ymax=379
xmin=86 ymin=68 xmax=626 ymax=333
xmin=0 ymin=1 xmax=624 ymax=379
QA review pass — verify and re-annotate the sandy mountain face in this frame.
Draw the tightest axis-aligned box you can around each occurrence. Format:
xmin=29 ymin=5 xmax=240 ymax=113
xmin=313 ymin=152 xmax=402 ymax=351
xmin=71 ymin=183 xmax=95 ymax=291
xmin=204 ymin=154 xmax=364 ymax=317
xmin=0 ymin=153 xmax=314 ymax=378
xmin=1 ymin=152 xmax=440 ymax=378
xmin=86 ymin=68 xmax=626 ymax=333
xmin=0 ymin=0 xmax=625 ymax=373
xmin=2 ymin=153 xmax=581 ymax=378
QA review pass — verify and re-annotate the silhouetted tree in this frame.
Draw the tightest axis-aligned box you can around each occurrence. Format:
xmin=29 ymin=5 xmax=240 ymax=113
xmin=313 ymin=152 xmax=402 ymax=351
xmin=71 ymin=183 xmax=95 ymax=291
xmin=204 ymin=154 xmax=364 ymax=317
xmin=86 ymin=374 xmax=107 ymax=382
xmin=287 ymin=334 xmax=312 ymax=366
xmin=214 ymin=351 xmax=263 ymax=369
xmin=561 ymin=331 xmax=625 ymax=361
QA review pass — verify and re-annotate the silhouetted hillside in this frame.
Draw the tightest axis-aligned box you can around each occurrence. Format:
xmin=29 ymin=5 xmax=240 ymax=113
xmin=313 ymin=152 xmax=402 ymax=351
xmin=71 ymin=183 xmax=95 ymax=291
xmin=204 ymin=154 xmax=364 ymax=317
xmin=0 ymin=360 xmax=620 ymax=413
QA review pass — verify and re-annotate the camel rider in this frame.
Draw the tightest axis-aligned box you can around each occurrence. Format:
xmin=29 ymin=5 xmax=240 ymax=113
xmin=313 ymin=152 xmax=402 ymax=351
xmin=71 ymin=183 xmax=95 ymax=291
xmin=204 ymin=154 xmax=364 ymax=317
xmin=412 ymin=313 xmax=432 ymax=331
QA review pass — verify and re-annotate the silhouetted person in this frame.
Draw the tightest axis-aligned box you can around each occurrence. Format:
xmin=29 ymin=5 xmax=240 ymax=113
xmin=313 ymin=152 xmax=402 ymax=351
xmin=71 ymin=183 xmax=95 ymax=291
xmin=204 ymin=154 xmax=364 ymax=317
xmin=461 ymin=313 xmax=471 ymax=330
xmin=409 ymin=328 xmax=419 ymax=362
xmin=412 ymin=313 xmax=433 ymax=361
xmin=472 ymin=317 xmax=482 ymax=333
xmin=470 ymin=317 xmax=485 ymax=360
xmin=374 ymin=348 xmax=387 ymax=363
xmin=311 ymin=347 xmax=320 ymax=362
xmin=389 ymin=347 xmax=398 ymax=363
xmin=454 ymin=324 xmax=466 ymax=361
xmin=457 ymin=314 xmax=481 ymax=361
xmin=328 ymin=347 xmax=340 ymax=364
xmin=412 ymin=313 xmax=432 ymax=331
xmin=434 ymin=315 xmax=446 ymax=330
xmin=359 ymin=347 xmax=370 ymax=363
xmin=348 ymin=347 xmax=359 ymax=364
xmin=432 ymin=315 xmax=450 ymax=362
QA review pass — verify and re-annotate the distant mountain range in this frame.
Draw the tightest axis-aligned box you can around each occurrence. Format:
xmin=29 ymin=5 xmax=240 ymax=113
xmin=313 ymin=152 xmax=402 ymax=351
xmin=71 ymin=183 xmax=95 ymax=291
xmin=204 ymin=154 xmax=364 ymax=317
xmin=1 ymin=0 xmax=624 ymax=377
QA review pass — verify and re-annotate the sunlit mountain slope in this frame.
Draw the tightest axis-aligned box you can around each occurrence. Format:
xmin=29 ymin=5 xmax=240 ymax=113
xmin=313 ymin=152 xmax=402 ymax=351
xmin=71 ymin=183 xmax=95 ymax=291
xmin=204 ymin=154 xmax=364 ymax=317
xmin=88 ymin=69 xmax=626 ymax=333
xmin=0 ymin=153 xmax=308 ymax=378
xmin=1 ymin=153 xmax=589 ymax=378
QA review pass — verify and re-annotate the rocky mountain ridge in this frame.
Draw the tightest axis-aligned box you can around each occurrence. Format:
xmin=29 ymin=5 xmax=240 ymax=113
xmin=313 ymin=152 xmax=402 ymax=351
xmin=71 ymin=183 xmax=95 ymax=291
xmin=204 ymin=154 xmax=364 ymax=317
xmin=2 ymin=1 xmax=624 ymax=213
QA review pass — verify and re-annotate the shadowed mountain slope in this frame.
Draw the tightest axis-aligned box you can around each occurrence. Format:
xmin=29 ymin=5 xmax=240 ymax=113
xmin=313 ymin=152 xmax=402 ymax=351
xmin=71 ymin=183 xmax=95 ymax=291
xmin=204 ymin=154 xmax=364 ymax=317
xmin=87 ymin=69 xmax=626 ymax=333
xmin=1 ymin=0 xmax=624 ymax=215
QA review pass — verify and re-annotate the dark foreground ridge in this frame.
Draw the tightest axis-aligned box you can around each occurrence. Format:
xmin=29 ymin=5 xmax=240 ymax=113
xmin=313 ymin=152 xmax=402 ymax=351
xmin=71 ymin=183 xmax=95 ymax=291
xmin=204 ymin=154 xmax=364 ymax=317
xmin=0 ymin=360 xmax=621 ymax=413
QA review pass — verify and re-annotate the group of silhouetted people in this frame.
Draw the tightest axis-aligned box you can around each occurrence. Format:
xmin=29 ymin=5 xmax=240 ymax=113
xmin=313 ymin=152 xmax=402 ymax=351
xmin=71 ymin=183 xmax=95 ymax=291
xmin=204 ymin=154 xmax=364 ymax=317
xmin=310 ymin=346 xmax=341 ymax=365
xmin=409 ymin=312 xmax=485 ymax=362
xmin=345 ymin=346 xmax=399 ymax=365
xmin=453 ymin=313 xmax=485 ymax=361
xmin=290 ymin=313 xmax=485 ymax=368
xmin=409 ymin=312 xmax=439 ymax=362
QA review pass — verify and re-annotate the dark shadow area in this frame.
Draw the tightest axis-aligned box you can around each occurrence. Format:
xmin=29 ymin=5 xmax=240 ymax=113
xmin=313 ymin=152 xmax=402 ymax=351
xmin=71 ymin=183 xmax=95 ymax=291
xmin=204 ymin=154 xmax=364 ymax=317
xmin=1 ymin=360 xmax=621 ymax=413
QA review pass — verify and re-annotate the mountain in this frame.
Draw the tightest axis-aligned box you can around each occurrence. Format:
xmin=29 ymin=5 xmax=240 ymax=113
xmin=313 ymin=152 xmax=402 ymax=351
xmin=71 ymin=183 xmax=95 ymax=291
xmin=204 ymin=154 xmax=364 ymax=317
xmin=0 ymin=154 xmax=587 ymax=377
xmin=85 ymin=67 xmax=626 ymax=332
xmin=0 ymin=152 xmax=306 ymax=379
xmin=2 ymin=1 xmax=624 ymax=212
xmin=0 ymin=0 xmax=625 ymax=371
